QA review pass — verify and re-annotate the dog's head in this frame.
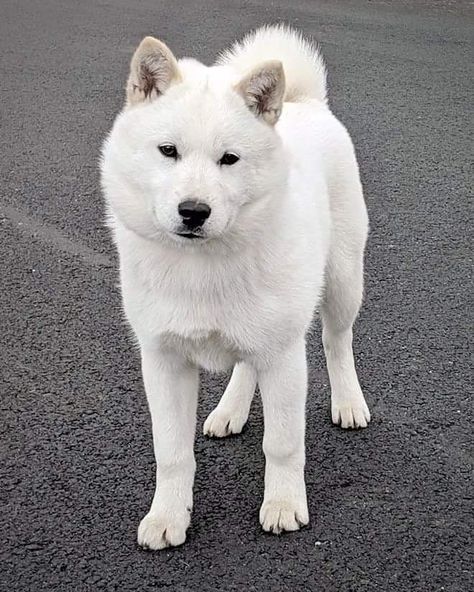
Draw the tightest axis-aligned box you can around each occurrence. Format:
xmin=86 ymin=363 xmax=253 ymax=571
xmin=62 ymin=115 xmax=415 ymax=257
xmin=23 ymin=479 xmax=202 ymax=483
xmin=101 ymin=37 xmax=287 ymax=248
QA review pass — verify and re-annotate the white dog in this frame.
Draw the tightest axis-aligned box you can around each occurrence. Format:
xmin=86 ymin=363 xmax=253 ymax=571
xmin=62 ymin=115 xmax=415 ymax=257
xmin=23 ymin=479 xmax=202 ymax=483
xmin=101 ymin=25 xmax=371 ymax=550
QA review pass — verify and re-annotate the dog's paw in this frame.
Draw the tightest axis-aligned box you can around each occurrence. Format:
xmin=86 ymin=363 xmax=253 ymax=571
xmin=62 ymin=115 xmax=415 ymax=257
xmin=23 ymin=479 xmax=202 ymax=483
xmin=137 ymin=510 xmax=190 ymax=550
xmin=203 ymin=406 xmax=247 ymax=438
xmin=332 ymin=397 xmax=371 ymax=429
xmin=259 ymin=498 xmax=309 ymax=535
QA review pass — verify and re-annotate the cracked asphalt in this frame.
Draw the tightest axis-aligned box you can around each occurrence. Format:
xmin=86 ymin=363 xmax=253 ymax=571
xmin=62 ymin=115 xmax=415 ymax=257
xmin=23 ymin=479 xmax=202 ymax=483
xmin=1 ymin=1 xmax=472 ymax=590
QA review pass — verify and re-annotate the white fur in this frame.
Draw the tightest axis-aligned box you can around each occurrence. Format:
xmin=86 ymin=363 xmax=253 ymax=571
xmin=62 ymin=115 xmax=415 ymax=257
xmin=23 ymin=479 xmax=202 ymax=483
xmin=101 ymin=25 xmax=370 ymax=550
xmin=217 ymin=24 xmax=327 ymax=103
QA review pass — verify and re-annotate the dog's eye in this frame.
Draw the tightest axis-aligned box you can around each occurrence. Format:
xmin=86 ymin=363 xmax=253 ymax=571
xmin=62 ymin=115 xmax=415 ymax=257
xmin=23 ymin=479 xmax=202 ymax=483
xmin=219 ymin=152 xmax=240 ymax=166
xmin=159 ymin=144 xmax=178 ymax=159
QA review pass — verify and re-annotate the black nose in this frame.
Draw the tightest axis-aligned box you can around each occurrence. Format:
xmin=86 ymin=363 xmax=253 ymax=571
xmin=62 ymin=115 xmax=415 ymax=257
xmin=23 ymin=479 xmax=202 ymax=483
xmin=178 ymin=200 xmax=211 ymax=229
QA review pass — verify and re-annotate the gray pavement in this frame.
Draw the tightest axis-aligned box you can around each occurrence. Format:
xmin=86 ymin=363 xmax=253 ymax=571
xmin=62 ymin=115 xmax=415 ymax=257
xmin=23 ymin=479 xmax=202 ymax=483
xmin=1 ymin=1 xmax=472 ymax=590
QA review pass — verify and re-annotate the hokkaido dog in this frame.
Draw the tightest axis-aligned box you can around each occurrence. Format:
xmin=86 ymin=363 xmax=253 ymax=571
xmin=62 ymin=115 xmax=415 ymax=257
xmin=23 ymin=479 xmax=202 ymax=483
xmin=101 ymin=25 xmax=371 ymax=550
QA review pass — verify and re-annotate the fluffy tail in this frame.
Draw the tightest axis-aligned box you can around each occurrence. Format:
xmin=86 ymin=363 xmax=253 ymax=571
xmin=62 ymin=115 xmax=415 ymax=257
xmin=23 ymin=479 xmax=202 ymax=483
xmin=217 ymin=24 xmax=327 ymax=103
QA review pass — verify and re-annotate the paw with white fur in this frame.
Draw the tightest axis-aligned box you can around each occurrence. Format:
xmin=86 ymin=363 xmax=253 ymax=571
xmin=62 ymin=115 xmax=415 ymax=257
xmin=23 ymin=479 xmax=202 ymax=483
xmin=260 ymin=498 xmax=309 ymax=534
xmin=203 ymin=406 xmax=248 ymax=438
xmin=332 ymin=396 xmax=371 ymax=429
xmin=137 ymin=509 xmax=191 ymax=550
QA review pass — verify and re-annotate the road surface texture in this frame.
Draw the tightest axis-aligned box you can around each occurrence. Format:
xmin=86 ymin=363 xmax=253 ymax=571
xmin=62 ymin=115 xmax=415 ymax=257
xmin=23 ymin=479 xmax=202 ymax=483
xmin=1 ymin=1 xmax=472 ymax=591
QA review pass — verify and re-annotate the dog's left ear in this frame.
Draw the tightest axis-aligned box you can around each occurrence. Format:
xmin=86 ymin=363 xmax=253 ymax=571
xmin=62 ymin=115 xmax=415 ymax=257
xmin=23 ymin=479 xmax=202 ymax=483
xmin=235 ymin=60 xmax=285 ymax=125
xmin=126 ymin=36 xmax=181 ymax=106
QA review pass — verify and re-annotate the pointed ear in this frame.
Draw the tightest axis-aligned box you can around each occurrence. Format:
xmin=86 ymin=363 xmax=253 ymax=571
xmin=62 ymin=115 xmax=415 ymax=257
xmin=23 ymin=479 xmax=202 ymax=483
xmin=126 ymin=36 xmax=181 ymax=106
xmin=235 ymin=60 xmax=285 ymax=125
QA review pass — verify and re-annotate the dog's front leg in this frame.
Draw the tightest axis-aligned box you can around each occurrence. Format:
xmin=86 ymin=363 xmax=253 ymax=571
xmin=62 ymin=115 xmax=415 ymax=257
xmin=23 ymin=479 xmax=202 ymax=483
xmin=137 ymin=346 xmax=198 ymax=550
xmin=258 ymin=337 xmax=309 ymax=534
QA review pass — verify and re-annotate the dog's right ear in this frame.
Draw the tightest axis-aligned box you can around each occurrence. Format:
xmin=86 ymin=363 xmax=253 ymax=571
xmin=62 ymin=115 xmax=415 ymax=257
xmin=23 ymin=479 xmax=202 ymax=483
xmin=126 ymin=37 xmax=181 ymax=106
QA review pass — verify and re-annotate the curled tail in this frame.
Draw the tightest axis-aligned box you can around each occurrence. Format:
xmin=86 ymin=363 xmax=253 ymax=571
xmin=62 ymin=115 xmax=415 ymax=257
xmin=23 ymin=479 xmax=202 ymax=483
xmin=216 ymin=24 xmax=327 ymax=104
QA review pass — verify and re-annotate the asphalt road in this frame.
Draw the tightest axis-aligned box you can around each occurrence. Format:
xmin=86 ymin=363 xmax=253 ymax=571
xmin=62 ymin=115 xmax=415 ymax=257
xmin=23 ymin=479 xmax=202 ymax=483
xmin=1 ymin=1 xmax=472 ymax=590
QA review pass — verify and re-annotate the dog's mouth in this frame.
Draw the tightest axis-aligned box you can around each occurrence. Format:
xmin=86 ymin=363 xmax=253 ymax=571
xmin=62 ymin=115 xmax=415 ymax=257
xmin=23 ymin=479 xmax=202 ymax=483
xmin=176 ymin=232 xmax=205 ymax=240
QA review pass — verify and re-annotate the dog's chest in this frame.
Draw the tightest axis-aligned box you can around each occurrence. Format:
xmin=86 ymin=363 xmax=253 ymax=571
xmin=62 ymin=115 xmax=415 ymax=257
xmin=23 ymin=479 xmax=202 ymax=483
xmin=160 ymin=328 xmax=242 ymax=372
xmin=121 ymin=238 xmax=319 ymax=370
xmin=151 ymin=291 xmax=261 ymax=371
xmin=125 ymin=260 xmax=268 ymax=369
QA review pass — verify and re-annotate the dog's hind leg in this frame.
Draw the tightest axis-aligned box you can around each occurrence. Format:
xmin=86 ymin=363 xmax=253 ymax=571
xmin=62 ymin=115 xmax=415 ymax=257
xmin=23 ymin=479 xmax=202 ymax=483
xmin=321 ymin=235 xmax=371 ymax=429
xmin=203 ymin=362 xmax=256 ymax=437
